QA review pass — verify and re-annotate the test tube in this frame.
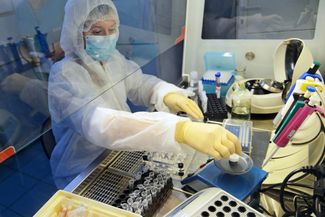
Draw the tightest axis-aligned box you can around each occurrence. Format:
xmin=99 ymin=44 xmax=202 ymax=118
xmin=144 ymin=176 xmax=152 ymax=182
xmin=151 ymin=187 xmax=157 ymax=197
xmin=149 ymin=172 xmax=155 ymax=178
xmin=135 ymin=172 xmax=142 ymax=180
xmin=146 ymin=194 xmax=152 ymax=205
xmin=133 ymin=189 xmax=141 ymax=196
xmin=128 ymin=179 xmax=135 ymax=189
xmin=142 ymin=199 xmax=149 ymax=209
xmin=144 ymin=180 xmax=150 ymax=187
xmin=135 ymin=209 xmax=143 ymax=215
xmin=215 ymin=72 xmax=221 ymax=99
xmin=141 ymin=190 xmax=147 ymax=198
xmin=131 ymin=202 xmax=140 ymax=210
xmin=136 ymin=184 xmax=145 ymax=191
xmin=121 ymin=203 xmax=129 ymax=210
xmin=143 ymin=164 xmax=150 ymax=173
xmin=127 ymin=198 xmax=133 ymax=206
xmin=135 ymin=196 xmax=142 ymax=203
xmin=128 ymin=192 xmax=136 ymax=199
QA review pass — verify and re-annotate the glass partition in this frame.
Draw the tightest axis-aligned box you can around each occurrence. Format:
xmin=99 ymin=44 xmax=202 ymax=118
xmin=0 ymin=0 xmax=187 ymax=157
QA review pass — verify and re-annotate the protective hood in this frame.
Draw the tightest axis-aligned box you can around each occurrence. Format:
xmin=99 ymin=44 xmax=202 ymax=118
xmin=60 ymin=0 xmax=120 ymax=60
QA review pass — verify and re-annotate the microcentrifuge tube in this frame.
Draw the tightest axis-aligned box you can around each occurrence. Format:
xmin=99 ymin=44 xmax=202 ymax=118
xmin=146 ymin=194 xmax=152 ymax=204
xmin=135 ymin=172 xmax=142 ymax=180
xmin=131 ymin=202 xmax=140 ymax=210
xmin=141 ymin=191 xmax=147 ymax=198
xmin=134 ymin=189 xmax=141 ymax=196
xmin=137 ymin=184 xmax=145 ymax=190
xmin=135 ymin=209 xmax=143 ymax=215
xmin=128 ymin=193 xmax=136 ymax=199
xmin=144 ymin=180 xmax=150 ymax=187
xmin=128 ymin=179 xmax=135 ymax=188
xmin=127 ymin=198 xmax=133 ymax=205
xmin=151 ymin=188 xmax=157 ymax=197
xmin=121 ymin=203 xmax=129 ymax=210
xmin=135 ymin=197 xmax=142 ymax=203
xmin=149 ymin=172 xmax=155 ymax=178
xmin=142 ymin=199 xmax=149 ymax=209
xmin=143 ymin=164 xmax=150 ymax=173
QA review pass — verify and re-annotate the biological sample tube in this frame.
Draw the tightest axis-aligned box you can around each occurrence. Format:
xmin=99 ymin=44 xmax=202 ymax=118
xmin=137 ymin=184 xmax=145 ymax=190
xmin=144 ymin=177 xmax=152 ymax=182
xmin=128 ymin=179 xmax=135 ymax=189
xmin=144 ymin=180 xmax=150 ymax=187
xmin=134 ymin=189 xmax=141 ymax=196
xmin=149 ymin=172 xmax=155 ymax=178
xmin=127 ymin=198 xmax=133 ymax=205
xmin=215 ymin=72 xmax=221 ymax=99
xmin=135 ymin=209 xmax=143 ymax=215
xmin=128 ymin=192 xmax=136 ymax=199
xmin=153 ymin=178 xmax=159 ymax=185
xmin=135 ymin=196 xmax=142 ymax=203
xmin=135 ymin=172 xmax=142 ymax=180
xmin=121 ymin=203 xmax=129 ymax=210
xmin=151 ymin=187 xmax=157 ymax=197
xmin=146 ymin=194 xmax=152 ymax=205
xmin=141 ymin=190 xmax=147 ymax=198
xmin=131 ymin=202 xmax=140 ymax=211
xmin=142 ymin=199 xmax=149 ymax=209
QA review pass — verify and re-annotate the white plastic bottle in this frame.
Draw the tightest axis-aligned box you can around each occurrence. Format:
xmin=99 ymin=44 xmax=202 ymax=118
xmin=189 ymin=71 xmax=199 ymax=103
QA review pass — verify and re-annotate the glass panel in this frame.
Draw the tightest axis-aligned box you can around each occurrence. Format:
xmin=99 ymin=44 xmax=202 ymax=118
xmin=0 ymin=0 xmax=187 ymax=156
xmin=202 ymin=0 xmax=319 ymax=39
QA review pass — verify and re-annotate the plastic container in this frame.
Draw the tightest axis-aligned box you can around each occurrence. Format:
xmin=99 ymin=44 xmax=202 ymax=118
xmin=231 ymin=82 xmax=252 ymax=120
xmin=34 ymin=190 xmax=141 ymax=217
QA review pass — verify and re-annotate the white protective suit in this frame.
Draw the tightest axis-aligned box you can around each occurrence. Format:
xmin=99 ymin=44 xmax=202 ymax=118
xmin=48 ymin=0 xmax=189 ymax=188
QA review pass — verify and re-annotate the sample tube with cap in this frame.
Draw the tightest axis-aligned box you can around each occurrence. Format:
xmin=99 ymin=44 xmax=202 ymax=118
xmin=128 ymin=179 xmax=135 ymax=189
xmin=215 ymin=72 xmax=221 ymax=98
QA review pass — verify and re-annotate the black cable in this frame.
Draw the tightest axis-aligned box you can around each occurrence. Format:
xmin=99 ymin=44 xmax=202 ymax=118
xmin=279 ymin=166 xmax=321 ymax=215
xmin=260 ymin=183 xmax=314 ymax=193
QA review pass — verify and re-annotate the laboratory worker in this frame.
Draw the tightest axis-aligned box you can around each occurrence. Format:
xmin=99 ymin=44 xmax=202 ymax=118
xmin=49 ymin=0 xmax=241 ymax=189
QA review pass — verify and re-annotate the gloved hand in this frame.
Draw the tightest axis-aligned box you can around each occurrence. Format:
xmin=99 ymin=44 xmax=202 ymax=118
xmin=163 ymin=92 xmax=203 ymax=120
xmin=175 ymin=121 xmax=242 ymax=160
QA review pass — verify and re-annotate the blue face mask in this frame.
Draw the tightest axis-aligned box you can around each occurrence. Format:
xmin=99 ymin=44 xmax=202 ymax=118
xmin=85 ymin=34 xmax=118 ymax=62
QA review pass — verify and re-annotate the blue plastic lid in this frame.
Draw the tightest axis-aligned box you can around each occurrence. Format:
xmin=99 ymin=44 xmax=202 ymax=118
xmin=215 ymin=72 xmax=221 ymax=78
xmin=307 ymin=86 xmax=316 ymax=92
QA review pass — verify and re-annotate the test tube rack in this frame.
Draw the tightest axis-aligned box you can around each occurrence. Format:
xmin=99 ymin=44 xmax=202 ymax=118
xmin=205 ymin=94 xmax=228 ymax=121
xmin=71 ymin=150 xmax=172 ymax=217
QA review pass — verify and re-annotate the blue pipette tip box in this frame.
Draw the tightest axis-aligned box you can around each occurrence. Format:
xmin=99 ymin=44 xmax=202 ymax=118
xmin=181 ymin=162 xmax=267 ymax=200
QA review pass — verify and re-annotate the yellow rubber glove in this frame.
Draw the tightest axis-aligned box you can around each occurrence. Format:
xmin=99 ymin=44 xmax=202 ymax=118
xmin=175 ymin=121 xmax=242 ymax=160
xmin=163 ymin=93 xmax=203 ymax=120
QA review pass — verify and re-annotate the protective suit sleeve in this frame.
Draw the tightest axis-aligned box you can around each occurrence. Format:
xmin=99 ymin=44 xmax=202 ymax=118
xmin=123 ymin=58 xmax=192 ymax=112
xmin=84 ymin=107 xmax=189 ymax=153
xmin=20 ymin=79 xmax=49 ymax=116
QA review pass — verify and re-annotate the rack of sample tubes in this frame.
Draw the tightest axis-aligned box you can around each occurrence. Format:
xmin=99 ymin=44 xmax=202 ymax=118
xmin=113 ymin=169 xmax=173 ymax=217
xmin=71 ymin=151 xmax=174 ymax=217
xmin=141 ymin=150 xmax=195 ymax=179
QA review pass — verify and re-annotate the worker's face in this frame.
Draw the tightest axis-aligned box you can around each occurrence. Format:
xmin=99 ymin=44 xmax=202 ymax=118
xmin=83 ymin=19 xmax=117 ymax=36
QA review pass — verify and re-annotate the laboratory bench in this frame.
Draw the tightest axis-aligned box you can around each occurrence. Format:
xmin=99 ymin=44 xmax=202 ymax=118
xmin=57 ymin=120 xmax=272 ymax=217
